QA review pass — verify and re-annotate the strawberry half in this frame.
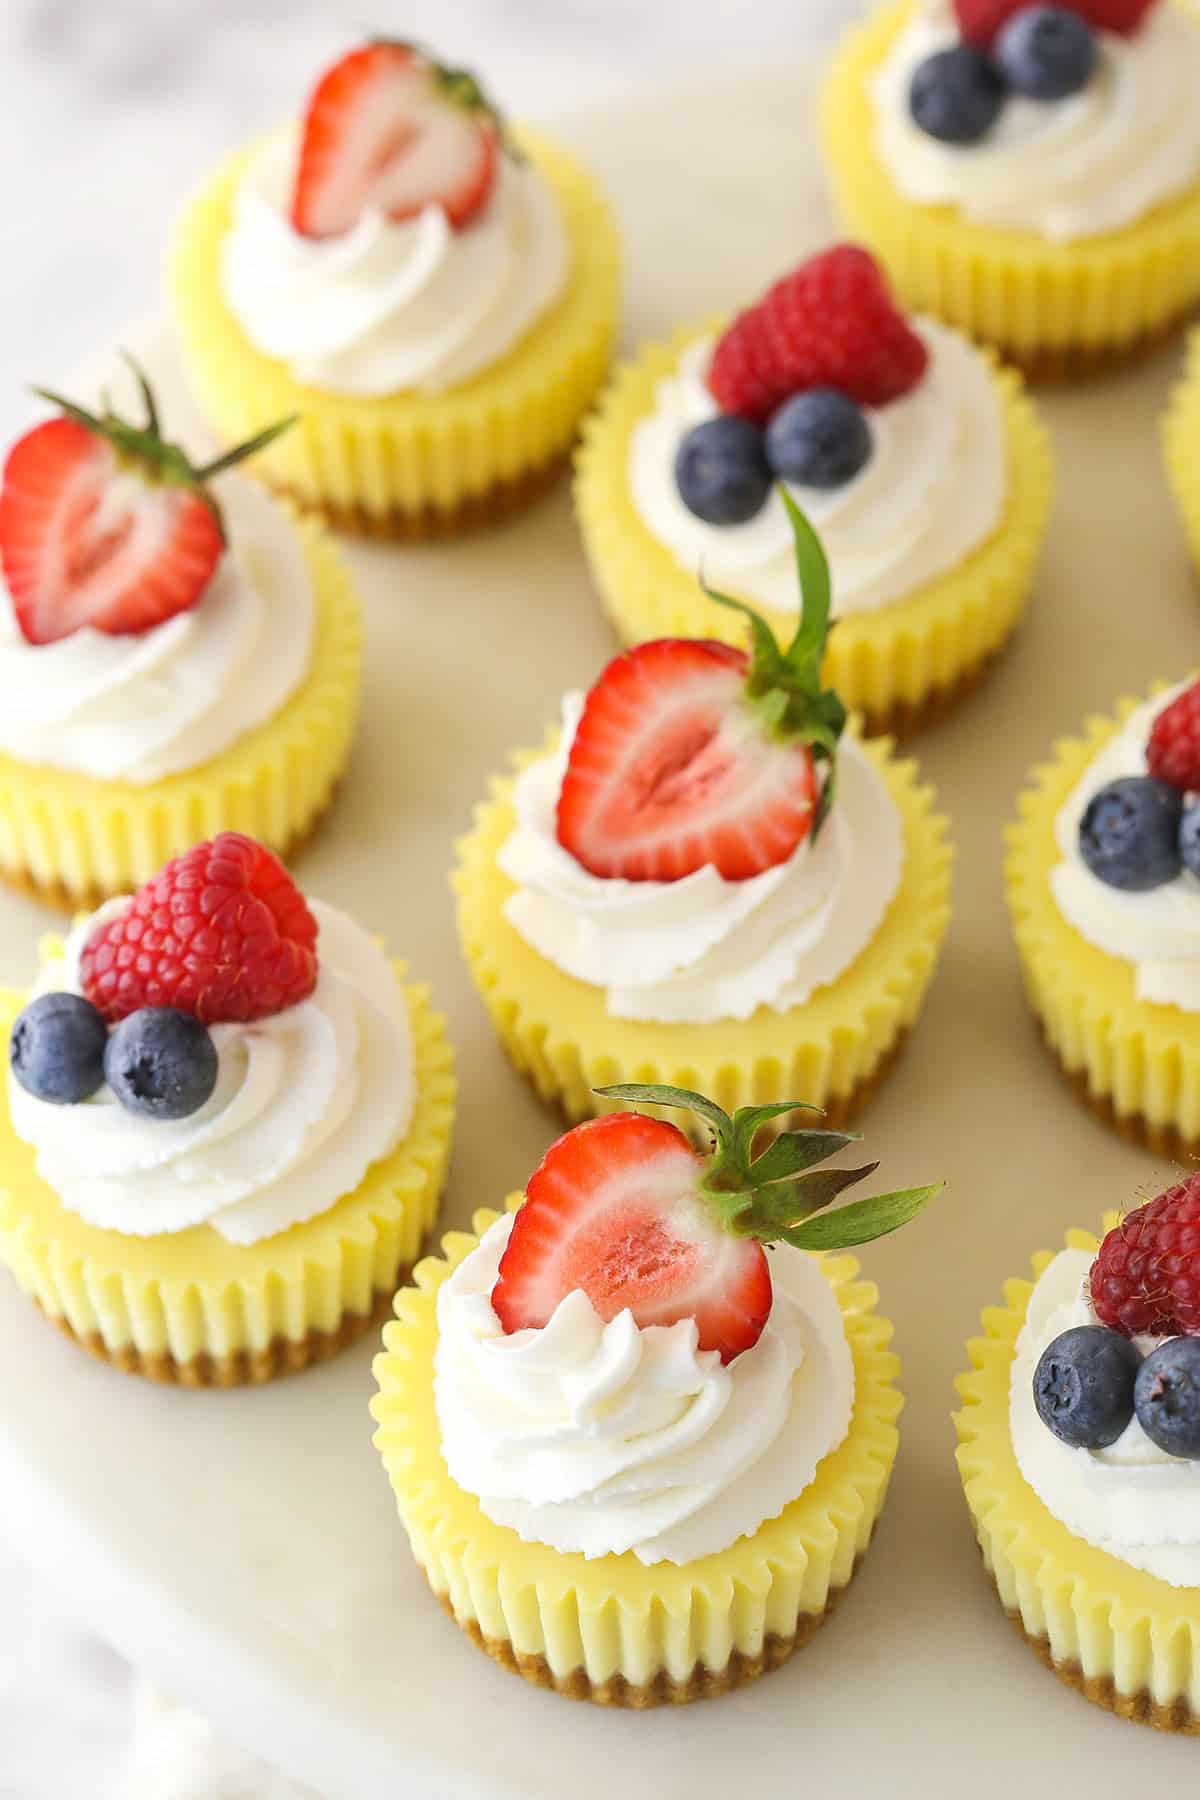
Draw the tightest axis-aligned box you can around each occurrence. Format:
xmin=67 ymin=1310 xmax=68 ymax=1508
xmin=492 ymin=1084 xmax=940 ymax=1364
xmin=0 ymin=367 xmax=294 ymax=647
xmin=557 ymin=494 xmax=846 ymax=883
xmin=290 ymin=42 xmax=502 ymax=239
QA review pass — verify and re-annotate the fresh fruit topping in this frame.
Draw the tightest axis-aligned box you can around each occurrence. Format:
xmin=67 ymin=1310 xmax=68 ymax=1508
xmin=0 ymin=368 xmax=293 ymax=647
xmin=1077 ymin=776 xmax=1182 ymax=891
xmin=1033 ymin=1325 xmax=1141 ymax=1448
xmin=909 ymin=45 xmax=1008 ymax=143
xmin=1181 ymin=805 xmax=1200 ymax=878
xmin=556 ymin=496 xmax=845 ymax=882
xmin=1146 ymin=680 xmax=1200 ymax=794
xmin=490 ymin=1084 xmax=940 ymax=1364
xmin=674 ymin=416 xmax=772 ymax=525
xmin=1133 ymin=1338 xmax=1200 ymax=1459
xmin=290 ymin=42 xmax=502 ymax=239
xmin=954 ymin=0 xmax=1154 ymax=46
xmin=80 ymin=832 xmax=319 ymax=1026
xmin=9 ymin=993 xmax=108 ymax=1105
xmin=996 ymin=5 xmax=1096 ymax=97
xmin=1069 ymin=0 xmax=1156 ymax=32
xmin=765 ymin=388 xmax=873 ymax=490
xmin=707 ymin=246 xmax=928 ymax=426
xmin=103 ymin=1007 xmax=219 ymax=1121
xmin=1091 ymin=1177 xmax=1200 ymax=1338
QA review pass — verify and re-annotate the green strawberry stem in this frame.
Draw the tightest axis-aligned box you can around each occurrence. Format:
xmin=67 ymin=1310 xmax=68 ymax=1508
xmin=595 ymin=1082 xmax=941 ymax=1253
xmin=33 ymin=360 xmax=296 ymax=543
xmin=704 ymin=490 xmax=846 ymax=838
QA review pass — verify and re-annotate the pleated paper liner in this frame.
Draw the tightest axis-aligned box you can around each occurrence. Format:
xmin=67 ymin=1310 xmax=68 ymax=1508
xmin=1165 ymin=330 xmax=1200 ymax=574
xmin=371 ymin=1203 xmax=902 ymax=1706
xmin=0 ymin=971 xmax=456 ymax=1387
xmin=573 ymin=325 xmax=1053 ymax=737
xmin=454 ymin=732 xmax=951 ymax=1125
xmin=0 ymin=513 xmax=361 ymax=906
xmin=169 ymin=128 xmax=621 ymax=537
xmin=1006 ymin=689 xmax=1200 ymax=1156
xmin=955 ymin=1219 xmax=1200 ymax=1733
xmin=821 ymin=1 xmax=1200 ymax=376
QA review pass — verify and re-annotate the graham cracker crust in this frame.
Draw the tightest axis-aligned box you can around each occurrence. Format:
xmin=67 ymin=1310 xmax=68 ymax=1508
xmin=1035 ymin=1020 xmax=1200 ymax=1165
xmin=860 ymin=634 xmax=1014 ymax=742
xmin=36 ymin=1281 xmax=400 ymax=1389
xmin=432 ymin=1558 xmax=861 ymax=1707
xmin=999 ymin=307 xmax=1199 ymax=386
xmin=272 ymin=448 xmax=573 ymax=543
xmin=1005 ymin=1607 xmax=1200 ymax=1736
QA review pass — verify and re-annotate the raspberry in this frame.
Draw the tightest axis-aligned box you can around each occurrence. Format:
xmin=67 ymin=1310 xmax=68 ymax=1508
xmin=707 ymin=246 xmax=928 ymax=425
xmin=954 ymin=0 xmax=1154 ymax=42
xmin=1146 ymin=680 xmax=1200 ymax=794
xmin=1090 ymin=1177 xmax=1200 ymax=1338
xmin=80 ymin=833 xmax=319 ymax=1026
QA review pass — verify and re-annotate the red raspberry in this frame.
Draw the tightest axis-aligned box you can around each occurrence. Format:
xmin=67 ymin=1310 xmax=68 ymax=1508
xmin=1090 ymin=1177 xmax=1200 ymax=1338
xmin=707 ymin=246 xmax=928 ymax=425
xmin=81 ymin=833 xmax=319 ymax=1026
xmin=1146 ymin=680 xmax=1200 ymax=794
xmin=954 ymin=0 xmax=1154 ymax=44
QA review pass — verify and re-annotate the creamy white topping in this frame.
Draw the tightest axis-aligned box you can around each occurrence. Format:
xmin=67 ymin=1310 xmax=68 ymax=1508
xmin=629 ymin=321 xmax=1005 ymax=618
xmin=499 ymin=695 xmax=904 ymax=1025
xmin=221 ymin=128 xmax=569 ymax=397
xmin=435 ymin=1212 xmax=854 ymax=1565
xmin=7 ymin=900 xmax=413 ymax=1246
xmin=0 ymin=475 xmax=313 ymax=785
xmin=872 ymin=0 xmax=1200 ymax=242
xmin=1051 ymin=682 xmax=1200 ymax=1011
xmin=1011 ymin=1247 xmax=1200 ymax=1587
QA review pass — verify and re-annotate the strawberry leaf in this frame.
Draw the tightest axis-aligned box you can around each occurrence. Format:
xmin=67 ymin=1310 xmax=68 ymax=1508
xmin=732 ymin=1165 xmax=879 ymax=1238
xmin=778 ymin=1184 xmax=942 ymax=1252
xmin=594 ymin=1083 xmax=734 ymax=1151
xmin=728 ymin=1099 xmax=823 ymax=1167
xmin=743 ymin=1128 xmax=864 ymax=1188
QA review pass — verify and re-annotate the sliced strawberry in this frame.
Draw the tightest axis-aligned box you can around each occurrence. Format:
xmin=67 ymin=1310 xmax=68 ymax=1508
xmin=491 ymin=1086 xmax=941 ymax=1364
xmin=556 ymin=496 xmax=845 ymax=884
xmin=290 ymin=42 xmax=500 ymax=239
xmin=0 ymin=374 xmax=294 ymax=647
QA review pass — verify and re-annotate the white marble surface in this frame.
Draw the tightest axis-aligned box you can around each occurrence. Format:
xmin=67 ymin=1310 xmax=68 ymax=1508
xmin=0 ymin=5 xmax=862 ymax=1795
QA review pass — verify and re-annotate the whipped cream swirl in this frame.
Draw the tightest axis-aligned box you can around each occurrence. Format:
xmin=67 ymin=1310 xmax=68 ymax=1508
xmin=8 ymin=899 xmax=414 ymax=1246
xmin=1011 ymin=1247 xmax=1200 ymax=1587
xmin=221 ymin=128 xmax=569 ymax=396
xmin=435 ymin=1212 xmax=854 ymax=1565
xmin=872 ymin=0 xmax=1200 ymax=242
xmin=499 ymin=696 xmax=904 ymax=1025
xmin=0 ymin=475 xmax=313 ymax=785
xmin=629 ymin=320 xmax=1005 ymax=617
xmin=1051 ymin=682 xmax=1200 ymax=1011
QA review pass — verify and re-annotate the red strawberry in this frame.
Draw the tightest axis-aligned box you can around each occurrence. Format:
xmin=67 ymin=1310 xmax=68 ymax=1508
xmin=0 ymin=372 xmax=293 ymax=647
xmin=557 ymin=494 xmax=844 ymax=883
xmin=290 ymin=42 xmax=501 ymax=239
xmin=954 ymin=0 xmax=1155 ymax=43
xmin=1146 ymin=680 xmax=1200 ymax=794
xmin=708 ymin=246 xmax=928 ymax=426
xmin=1091 ymin=1177 xmax=1200 ymax=1338
xmin=80 ymin=832 xmax=319 ymax=1026
xmin=491 ymin=1084 xmax=938 ymax=1363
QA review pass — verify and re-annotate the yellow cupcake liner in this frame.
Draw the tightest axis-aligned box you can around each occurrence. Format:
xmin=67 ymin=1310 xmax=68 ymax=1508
xmin=0 ymin=512 xmax=361 ymax=906
xmin=574 ymin=324 xmax=1052 ymax=734
xmin=454 ymin=731 xmax=951 ymax=1125
xmin=0 ymin=968 xmax=456 ymax=1386
xmin=371 ymin=1204 xmax=901 ymax=1703
xmin=956 ymin=1217 xmax=1200 ymax=1731
xmin=1006 ymin=687 xmax=1200 ymax=1152
xmin=1165 ymin=328 xmax=1200 ymax=572
xmin=169 ymin=128 xmax=621 ymax=532
xmin=822 ymin=1 xmax=1200 ymax=369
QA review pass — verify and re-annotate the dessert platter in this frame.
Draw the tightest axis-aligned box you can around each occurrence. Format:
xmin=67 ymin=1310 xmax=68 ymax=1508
xmin=4 ymin=9 xmax=1200 ymax=1796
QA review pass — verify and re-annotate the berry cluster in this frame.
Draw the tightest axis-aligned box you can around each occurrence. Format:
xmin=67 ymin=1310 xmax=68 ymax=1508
xmin=909 ymin=2 xmax=1153 ymax=147
xmin=674 ymin=247 xmax=928 ymax=527
xmin=11 ymin=993 xmax=219 ymax=1122
xmin=1077 ymin=681 xmax=1200 ymax=890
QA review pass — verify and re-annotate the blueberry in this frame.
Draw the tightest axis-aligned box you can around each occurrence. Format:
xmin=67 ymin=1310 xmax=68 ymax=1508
xmin=1181 ymin=803 xmax=1200 ymax=879
xmin=765 ymin=389 xmax=873 ymax=491
xmin=9 ymin=992 xmax=108 ymax=1105
xmin=996 ymin=6 xmax=1096 ymax=101
xmin=674 ymin=416 xmax=772 ymax=525
xmin=1033 ymin=1325 xmax=1141 ymax=1449
xmin=103 ymin=1007 xmax=219 ymax=1121
xmin=909 ymin=46 xmax=1007 ymax=145
xmin=1078 ymin=776 xmax=1183 ymax=892
xmin=1134 ymin=1338 xmax=1200 ymax=1459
